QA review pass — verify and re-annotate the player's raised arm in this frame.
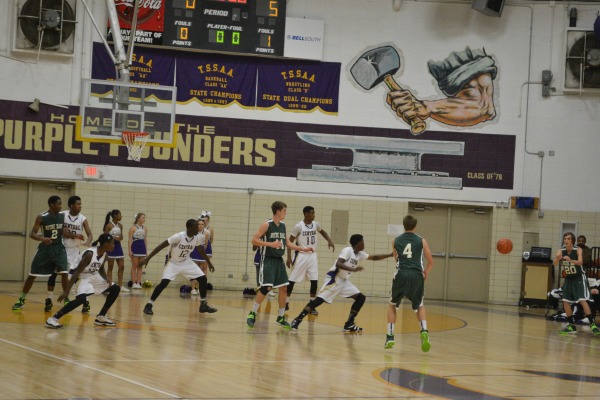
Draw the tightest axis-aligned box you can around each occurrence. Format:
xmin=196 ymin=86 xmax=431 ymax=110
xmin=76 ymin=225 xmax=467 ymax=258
xmin=367 ymin=252 xmax=393 ymax=261
xmin=139 ymin=240 xmax=169 ymax=267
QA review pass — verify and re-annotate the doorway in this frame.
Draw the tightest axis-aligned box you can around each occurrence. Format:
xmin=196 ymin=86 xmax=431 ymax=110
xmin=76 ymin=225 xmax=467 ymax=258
xmin=0 ymin=179 xmax=72 ymax=281
xmin=408 ymin=203 xmax=491 ymax=302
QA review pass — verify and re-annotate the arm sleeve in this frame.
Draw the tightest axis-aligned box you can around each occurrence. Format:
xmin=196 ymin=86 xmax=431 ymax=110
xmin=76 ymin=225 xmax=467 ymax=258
xmin=427 ymin=47 xmax=497 ymax=97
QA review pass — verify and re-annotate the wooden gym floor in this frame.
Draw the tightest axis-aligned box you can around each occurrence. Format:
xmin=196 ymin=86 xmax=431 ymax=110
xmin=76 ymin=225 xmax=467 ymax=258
xmin=0 ymin=281 xmax=599 ymax=400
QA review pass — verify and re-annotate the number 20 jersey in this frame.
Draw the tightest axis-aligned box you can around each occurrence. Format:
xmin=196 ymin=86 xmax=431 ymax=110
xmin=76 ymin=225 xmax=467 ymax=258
xmin=62 ymin=211 xmax=86 ymax=248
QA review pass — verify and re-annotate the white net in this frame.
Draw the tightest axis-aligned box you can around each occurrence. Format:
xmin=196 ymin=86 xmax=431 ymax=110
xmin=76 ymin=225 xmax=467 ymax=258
xmin=122 ymin=132 xmax=149 ymax=162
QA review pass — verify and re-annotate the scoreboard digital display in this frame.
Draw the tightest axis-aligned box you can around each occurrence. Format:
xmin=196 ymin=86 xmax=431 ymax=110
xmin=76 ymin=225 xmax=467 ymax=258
xmin=161 ymin=0 xmax=286 ymax=56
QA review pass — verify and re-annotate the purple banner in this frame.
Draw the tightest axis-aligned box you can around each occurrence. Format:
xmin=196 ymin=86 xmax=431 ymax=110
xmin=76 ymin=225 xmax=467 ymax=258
xmin=91 ymin=43 xmax=340 ymax=113
xmin=175 ymin=53 xmax=257 ymax=108
xmin=0 ymin=100 xmax=514 ymax=189
xmin=257 ymin=61 xmax=340 ymax=113
xmin=92 ymin=42 xmax=175 ymax=86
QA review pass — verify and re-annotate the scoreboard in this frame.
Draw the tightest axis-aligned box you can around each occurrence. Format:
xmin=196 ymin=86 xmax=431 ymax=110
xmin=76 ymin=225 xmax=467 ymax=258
xmin=160 ymin=0 xmax=286 ymax=56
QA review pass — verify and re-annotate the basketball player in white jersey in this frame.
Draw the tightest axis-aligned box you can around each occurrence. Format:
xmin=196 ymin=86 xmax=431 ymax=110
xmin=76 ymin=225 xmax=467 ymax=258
xmin=290 ymin=234 xmax=392 ymax=333
xmin=45 ymin=233 xmax=121 ymax=329
xmin=286 ymin=206 xmax=335 ymax=314
xmin=46 ymin=195 xmax=93 ymax=313
xmin=139 ymin=219 xmax=217 ymax=316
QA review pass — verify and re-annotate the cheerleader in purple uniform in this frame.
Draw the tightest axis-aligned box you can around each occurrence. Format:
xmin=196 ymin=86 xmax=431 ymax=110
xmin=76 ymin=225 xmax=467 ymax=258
xmin=201 ymin=211 xmax=214 ymax=258
xmin=129 ymin=213 xmax=148 ymax=289
xmin=104 ymin=210 xmax=127 ymax=292
xmin=190 ymin=218 xmax=210 ymax=295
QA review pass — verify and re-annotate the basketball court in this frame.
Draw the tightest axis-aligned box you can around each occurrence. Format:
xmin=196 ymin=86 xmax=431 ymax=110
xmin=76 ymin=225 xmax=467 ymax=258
xmin=0 ymin=282 xmax=598 ymax=399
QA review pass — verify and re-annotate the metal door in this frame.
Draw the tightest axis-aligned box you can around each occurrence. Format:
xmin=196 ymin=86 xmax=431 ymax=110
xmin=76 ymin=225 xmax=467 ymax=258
xmin=0 ymin=180 xmax=71 ymax=280
xmin=0 ymin=181 xmax=29 ymax=280
xmin=409 ymin=204 xmax=449 ymax=300
xmin=409 ymin=203 xmax=491 ymax=302
xmin=446 ymin=207 xmax=490 ymax=302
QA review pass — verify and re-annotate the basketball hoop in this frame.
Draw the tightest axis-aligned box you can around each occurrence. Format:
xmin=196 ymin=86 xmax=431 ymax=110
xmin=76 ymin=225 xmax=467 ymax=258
xmin=121 ymin=131 xmax=149 ymax=162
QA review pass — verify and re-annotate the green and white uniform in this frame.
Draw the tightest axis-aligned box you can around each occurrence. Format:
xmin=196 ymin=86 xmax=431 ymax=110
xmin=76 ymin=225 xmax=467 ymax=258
xmin=258 ymin=220 xmax=288 ymax=288
xmin=560 ymin=247 xmax=591 ymax=304
xmin=390 ymin=232 xmax=425 ymax=310
xmin=30 ymin=211 xmax=68 ymax=276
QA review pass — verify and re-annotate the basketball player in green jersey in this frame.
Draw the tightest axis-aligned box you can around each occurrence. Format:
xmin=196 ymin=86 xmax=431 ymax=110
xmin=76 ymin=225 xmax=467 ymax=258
xmin=556 ymin=232 xmax=600 ymax=336
xmin=12 ymin=195 xmax=69 ymax=310
xmin=246 ymin=201 xmax=313 ymax=329
xmin=385 ymin=214 xmax=434 ymax=351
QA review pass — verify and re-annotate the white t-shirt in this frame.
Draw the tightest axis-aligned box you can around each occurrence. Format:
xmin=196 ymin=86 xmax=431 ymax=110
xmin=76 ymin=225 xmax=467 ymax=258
xmin=167 ymin=231 xmax=204 ymax=263
xmin=78 ymin=247 xmax=107 ymax=278
xmin=290 ymin=221 xmax=322 ymax=251
xmin=62 ymin=211 xmax=87 ymax=248
xmin=329 ymin=246 xmax=369 ymax=280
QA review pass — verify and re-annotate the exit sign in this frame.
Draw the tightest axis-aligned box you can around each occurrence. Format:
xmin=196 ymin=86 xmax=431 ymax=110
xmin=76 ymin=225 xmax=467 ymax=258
xmin=83 ymin=165 xmax=101 ymax=180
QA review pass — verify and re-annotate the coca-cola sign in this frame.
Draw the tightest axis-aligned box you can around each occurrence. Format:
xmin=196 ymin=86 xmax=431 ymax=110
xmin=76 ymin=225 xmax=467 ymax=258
xmin=107 ymin=0 xmax=165 ymax=45
xmin=114 ymin=0 xmax=163 ymax=25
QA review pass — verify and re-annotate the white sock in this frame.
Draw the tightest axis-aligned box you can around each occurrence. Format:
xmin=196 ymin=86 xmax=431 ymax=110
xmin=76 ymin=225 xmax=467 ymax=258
xmin=420 ymin=320 xmax=428 ymax=331
xmin=387 ymin=323 xmax=395 ymax=336
xmin=278 ymin=308 xmax=285 ymax=317
xmin=252 ymin=302 xmax=260 ymax=313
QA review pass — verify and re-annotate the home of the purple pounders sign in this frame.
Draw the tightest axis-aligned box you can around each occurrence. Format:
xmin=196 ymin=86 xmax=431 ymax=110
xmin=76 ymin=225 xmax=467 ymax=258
xmin=0 ymin=100 xmax=514 ymax=189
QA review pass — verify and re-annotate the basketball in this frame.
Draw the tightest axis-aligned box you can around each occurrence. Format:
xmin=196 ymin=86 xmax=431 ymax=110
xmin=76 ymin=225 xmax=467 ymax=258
xmin=496 ymin=238 xmax=513 ymax=254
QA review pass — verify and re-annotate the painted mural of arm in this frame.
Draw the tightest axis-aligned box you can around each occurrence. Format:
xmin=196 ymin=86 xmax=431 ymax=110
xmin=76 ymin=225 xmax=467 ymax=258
xmin=423 ymin=72 xmax=496 ymax=126
xmin=387 ymin=47 xmax=497 ymax=128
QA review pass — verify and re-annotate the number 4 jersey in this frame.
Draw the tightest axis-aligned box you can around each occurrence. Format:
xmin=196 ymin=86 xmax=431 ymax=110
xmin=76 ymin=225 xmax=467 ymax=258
xmin=394 ymin=232 xmax=424 ymax=272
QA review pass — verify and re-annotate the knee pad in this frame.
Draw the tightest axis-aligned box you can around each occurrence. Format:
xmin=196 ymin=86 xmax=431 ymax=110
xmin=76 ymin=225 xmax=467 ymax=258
xmin=353 ymin=293 xmax=366 ymax=311
xmin=309 ymin=280 xmax=318 ymax=294
xmin=47 ymin=273 xmax=57 ymax=287
xmin=110 ymin=284 xmax=121 ymax=295
xmin=74 ymin=293 xmax=87 ymax=303
xmin=259 ymin=286 xmax=270 ymax=296
xmin=307 ymin=297 xmax=324 ymax=310
xmin=157 ymin=279 xmax=171 ymax=290
xmin=196 ymin=275 xmax=208 ymax=285
xmin=287 ymin=281 xmax=295 ymax=295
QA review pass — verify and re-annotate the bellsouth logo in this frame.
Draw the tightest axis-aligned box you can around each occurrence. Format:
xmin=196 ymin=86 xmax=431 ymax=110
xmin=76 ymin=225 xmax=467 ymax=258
xmin=287 ymin=35 xmax=322 ymax=42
